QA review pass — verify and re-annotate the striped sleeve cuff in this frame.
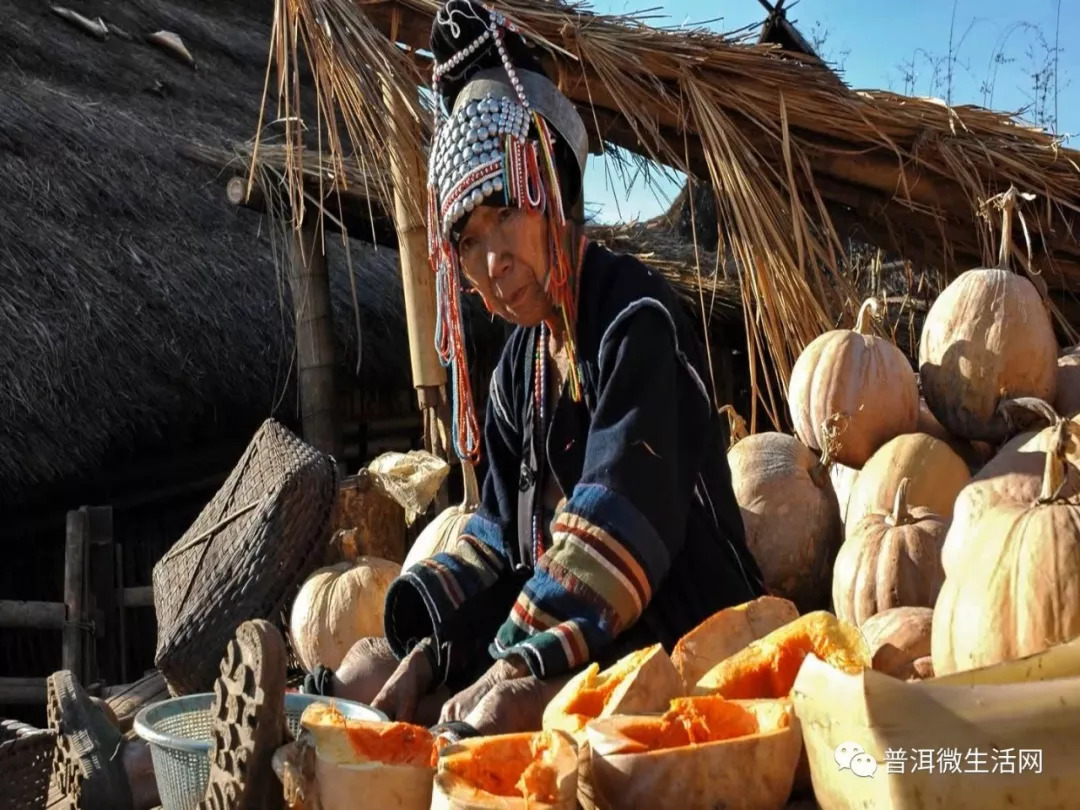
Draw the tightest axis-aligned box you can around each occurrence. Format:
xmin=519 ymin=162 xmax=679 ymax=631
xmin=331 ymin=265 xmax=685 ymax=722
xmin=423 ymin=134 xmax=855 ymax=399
xmin=384 ymin=511 xmax=508 ymax=660
xmin=489 ymin=483 xmax=670 ymax=678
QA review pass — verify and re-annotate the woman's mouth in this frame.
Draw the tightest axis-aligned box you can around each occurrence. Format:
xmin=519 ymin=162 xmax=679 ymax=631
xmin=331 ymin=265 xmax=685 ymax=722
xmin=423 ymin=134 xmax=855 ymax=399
xmin=505 ymin=287 xmax=529 ymax=308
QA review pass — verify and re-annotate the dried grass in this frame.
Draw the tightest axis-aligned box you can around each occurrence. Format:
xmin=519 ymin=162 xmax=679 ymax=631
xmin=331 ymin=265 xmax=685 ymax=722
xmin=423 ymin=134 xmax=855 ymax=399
xmin=255 ymin=0 xmax=1080 ymax=427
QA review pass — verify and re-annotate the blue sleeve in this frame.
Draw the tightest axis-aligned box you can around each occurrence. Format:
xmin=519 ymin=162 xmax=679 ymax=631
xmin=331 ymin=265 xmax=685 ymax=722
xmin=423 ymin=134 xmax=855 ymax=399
xmin=489 ymin=304 xmax=708 ymax=678
xmin=383 ymin=353 xmax=523 ymax=683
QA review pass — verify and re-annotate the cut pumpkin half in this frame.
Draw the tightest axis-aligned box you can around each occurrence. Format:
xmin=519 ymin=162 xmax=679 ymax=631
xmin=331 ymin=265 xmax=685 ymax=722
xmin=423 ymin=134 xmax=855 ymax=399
xmin=433 ymin=729 xmax=578 ymax=810
xmin=670 ymin=596 xmax=800 ymax=690
xmin=585 ymin=696 xmax=802 ymax=810
xmin=694 ymin=610 xmax=869 ymax=698
xmin=300 ymin=702 xmax=437 ymax=810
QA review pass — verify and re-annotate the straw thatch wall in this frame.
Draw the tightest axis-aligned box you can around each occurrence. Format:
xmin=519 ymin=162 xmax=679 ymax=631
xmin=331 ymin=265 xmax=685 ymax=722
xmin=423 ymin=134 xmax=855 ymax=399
xmin=0 ymin=0 xmax=515 ymax=514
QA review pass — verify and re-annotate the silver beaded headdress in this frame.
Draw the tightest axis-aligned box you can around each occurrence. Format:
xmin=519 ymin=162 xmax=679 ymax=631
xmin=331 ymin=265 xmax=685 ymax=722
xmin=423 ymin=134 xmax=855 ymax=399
xmin=426 ymin=1 xmax=588 ymax=465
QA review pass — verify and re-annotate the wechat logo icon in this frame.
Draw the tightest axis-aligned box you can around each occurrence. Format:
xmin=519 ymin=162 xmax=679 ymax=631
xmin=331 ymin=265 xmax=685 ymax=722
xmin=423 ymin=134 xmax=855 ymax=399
xmin=835 ymin=741 xmax=879 ymax=778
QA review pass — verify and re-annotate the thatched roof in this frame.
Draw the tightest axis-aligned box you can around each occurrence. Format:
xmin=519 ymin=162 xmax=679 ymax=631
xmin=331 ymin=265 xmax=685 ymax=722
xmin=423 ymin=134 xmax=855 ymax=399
xmin=6 ymin=0 xmax=742 ymax=508
xmin=262 ymin=0 xmax=1080 ymax=426
xmin=0 ymin=0 xmax=510 ymax=509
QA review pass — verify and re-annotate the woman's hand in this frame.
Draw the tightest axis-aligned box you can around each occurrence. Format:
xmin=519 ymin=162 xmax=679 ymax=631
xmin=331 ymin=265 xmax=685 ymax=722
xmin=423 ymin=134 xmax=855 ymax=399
xmin=438 ymin=657 xmax=529 ymax=725
xmin=461 ymin=672 xmax=574 ymax=735
xmin=370 ymin=644 xmax=435 ymax=722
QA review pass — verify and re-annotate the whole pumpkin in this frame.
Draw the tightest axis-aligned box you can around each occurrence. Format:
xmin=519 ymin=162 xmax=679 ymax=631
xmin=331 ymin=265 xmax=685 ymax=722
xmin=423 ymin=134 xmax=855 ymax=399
xmin=918 ymin=266 xmax=1057 ymax=443
xmin=932 ymin=418 xmax=1080 ymax=676
xmin=844 ymin=432 xmax=970 ymax=532
xmin=941 ymin=398 xmax=1080 ymax=576
xmin=728 ymin=429 xmax=842 ymax=613
xmin=1055 ymin=345 xmax=1080 ymax=418
xmin=832 ymin=478 xmax=947 ymax=627
xmin=860 ymin=606 xmax=934 ymax=681
xmin=402 ymin=461 xmax=480 ymax=570
xmin=289 ymin=556 xmax=401 ymax=673
xmin=788 ymin=298 xmax=919 ymax=468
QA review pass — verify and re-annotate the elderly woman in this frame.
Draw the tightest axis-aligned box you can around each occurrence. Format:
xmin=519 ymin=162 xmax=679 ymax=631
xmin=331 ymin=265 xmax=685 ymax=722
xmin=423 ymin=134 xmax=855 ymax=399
xmin=321 ymin=0 xmax=766 ymax=735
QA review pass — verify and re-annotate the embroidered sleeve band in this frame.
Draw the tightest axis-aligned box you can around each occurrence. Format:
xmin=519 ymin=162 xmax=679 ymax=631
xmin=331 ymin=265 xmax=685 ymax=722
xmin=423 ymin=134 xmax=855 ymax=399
xmin=490 ymin=482 xmax=669 ymax=674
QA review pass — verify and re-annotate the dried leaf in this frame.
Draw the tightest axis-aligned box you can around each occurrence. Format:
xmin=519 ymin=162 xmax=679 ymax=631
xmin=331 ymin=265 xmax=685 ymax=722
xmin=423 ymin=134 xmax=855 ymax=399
xmin=147 ymin=30 xmax=196 ymax=69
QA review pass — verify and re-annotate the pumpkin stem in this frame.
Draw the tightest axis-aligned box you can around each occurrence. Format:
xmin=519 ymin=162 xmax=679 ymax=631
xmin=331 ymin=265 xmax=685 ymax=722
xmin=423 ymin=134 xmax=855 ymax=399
xmin=853 ymin=298 xmax=880 ymax=336
xmin=886 ymin=478 xmax=913 ymax=526
xmin=997 ymin=397 xmax=1061 ymax=433
xmin=1038 ymin=420 xmax=1080 ymax=503
xmin=718 ymin=404 xmax=749 ymax=447
xmin=461 ymin=460 xmax=481 ymax=510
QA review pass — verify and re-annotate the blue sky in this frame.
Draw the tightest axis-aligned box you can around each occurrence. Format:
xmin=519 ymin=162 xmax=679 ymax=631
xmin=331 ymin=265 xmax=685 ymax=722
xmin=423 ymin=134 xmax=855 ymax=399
xmin=581 ymin=0 xmax=1079 ymax=223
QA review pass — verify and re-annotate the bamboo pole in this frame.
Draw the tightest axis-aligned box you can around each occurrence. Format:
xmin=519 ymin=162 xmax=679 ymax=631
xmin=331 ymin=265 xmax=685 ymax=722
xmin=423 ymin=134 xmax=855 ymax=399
xmin=381 ymin=10 xmax=452 ymax=495
xmin=289 ymin=217 xmax=344 ymax=465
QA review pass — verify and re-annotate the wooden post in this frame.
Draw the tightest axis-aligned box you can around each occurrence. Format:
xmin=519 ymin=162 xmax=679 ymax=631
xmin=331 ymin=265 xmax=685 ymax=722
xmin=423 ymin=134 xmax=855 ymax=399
xmin=86 ymin=506 xmax=117 ymax=685
xmin=381 ymin=13 xmax=452 ymax=488
xmin=62 ymin=509 xmax=89 ymax=682
xmin=115 ymin=542 xmax=129 ymax=684
xmin=289 ymin=218 xmax=344 ymax=467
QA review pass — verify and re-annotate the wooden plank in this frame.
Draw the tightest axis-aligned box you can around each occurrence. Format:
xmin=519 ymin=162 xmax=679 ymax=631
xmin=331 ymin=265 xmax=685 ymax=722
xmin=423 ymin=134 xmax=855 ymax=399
xmin=62 ymin=509 xmax=89 ymax=681
xmin=0 ymin=677 xmax=47 ymax=704
xmin=0 ymin=599 xmax=66 ymax=630
xmin=121 ymin=586 xmax=154 ymax=608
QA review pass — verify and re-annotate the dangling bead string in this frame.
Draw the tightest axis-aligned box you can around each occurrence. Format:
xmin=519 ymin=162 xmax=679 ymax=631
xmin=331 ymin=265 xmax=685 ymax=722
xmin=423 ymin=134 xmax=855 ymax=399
xmin=435 ymin=247 xmax=482 ymax=464
xmin=531 ymin=322 xmax=548 ymax=561
xmin=530 ymin=112 xmax=584 ymax=402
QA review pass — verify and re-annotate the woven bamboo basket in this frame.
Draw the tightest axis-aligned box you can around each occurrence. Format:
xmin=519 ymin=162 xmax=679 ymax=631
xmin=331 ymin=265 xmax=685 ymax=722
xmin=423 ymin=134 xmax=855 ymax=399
xmin=0 ymin=719 xmax=56 ymax=810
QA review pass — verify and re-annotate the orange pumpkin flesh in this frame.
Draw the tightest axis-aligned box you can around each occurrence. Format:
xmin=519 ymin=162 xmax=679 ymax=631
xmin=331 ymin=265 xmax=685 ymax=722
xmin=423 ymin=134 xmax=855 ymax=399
xmin=341 ymin=718 xmax=438 ymax=767
xmin=584 ymin=697 xmax=802 ymax=809
xmin=616 ymin=696 xmax=783 ymax=753
xmin=542 ymin=643 xmax=682 ymax=738
xmin=300 ymin=703 xmax=437 ymax=810
xmin=437 ymin=730 xmax=578 ymax=806
xmin=670 ymin=596 xmax=800 ymax=690
xmin=560 ymin=647 xmax=653 ymax=719
xmin=694 ymin=611 xmax=869 ymax=698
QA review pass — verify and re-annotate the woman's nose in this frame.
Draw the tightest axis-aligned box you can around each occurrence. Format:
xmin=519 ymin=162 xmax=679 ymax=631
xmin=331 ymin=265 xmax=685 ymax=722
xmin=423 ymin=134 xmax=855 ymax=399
xmin=486 ymin=246 xmax=511 ymax=280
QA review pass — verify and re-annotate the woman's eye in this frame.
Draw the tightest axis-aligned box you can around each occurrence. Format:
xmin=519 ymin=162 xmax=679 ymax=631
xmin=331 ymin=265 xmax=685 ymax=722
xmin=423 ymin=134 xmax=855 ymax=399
xmin=459 ymin=237 xmax=476 ymax=253
xmin=498 ymin=208 xmax=515 ymax=222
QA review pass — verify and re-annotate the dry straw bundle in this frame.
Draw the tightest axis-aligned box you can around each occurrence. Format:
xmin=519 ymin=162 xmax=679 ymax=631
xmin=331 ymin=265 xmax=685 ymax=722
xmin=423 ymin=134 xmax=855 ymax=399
xmin=251 ymin=0 xmax=1080 ymax=428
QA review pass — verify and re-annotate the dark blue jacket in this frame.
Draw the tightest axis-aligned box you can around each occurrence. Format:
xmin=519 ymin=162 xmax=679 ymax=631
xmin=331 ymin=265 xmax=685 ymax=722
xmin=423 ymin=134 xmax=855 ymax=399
xmin=385 ymin=242 xmax=765 ymax=687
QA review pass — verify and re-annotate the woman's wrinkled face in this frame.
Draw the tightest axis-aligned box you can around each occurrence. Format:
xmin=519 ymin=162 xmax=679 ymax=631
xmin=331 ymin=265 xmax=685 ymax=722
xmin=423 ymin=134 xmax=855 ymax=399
xmin=456 ymin=206 xmax=554 ymax=327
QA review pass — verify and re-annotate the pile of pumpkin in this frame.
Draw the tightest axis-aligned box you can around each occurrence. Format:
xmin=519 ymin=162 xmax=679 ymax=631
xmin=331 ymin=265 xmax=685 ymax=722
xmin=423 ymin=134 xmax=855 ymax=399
xmin=733 ymin=250 xmax=1080 ymax=681
xmin=281 ymin=248 xmax=1080 ymax=809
